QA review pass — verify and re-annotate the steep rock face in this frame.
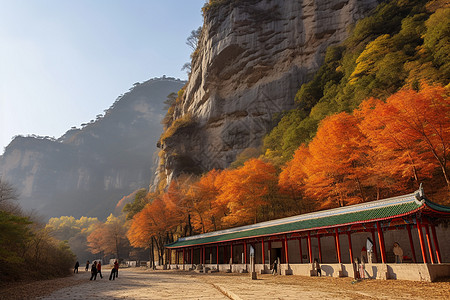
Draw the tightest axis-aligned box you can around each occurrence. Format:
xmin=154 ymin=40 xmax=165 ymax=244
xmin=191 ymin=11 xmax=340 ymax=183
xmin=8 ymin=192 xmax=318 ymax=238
xmin=0 ymin=78 xmax=185 ymax=219
xmin=159 ymin=0 xmax=379 ymax=183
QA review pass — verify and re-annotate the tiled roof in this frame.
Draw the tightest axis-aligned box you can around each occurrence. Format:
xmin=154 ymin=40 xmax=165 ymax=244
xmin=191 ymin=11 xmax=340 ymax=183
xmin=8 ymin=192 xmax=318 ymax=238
xmin=166 ymin=188 xmax=449 ymax=248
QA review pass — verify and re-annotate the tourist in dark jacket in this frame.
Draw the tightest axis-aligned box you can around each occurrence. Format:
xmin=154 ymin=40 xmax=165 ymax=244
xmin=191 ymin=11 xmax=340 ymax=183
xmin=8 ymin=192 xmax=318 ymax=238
xmin=90 ymin=261 xmax=98 ymax=280
xmin=74 ymin=261 xmax=79 ymax=273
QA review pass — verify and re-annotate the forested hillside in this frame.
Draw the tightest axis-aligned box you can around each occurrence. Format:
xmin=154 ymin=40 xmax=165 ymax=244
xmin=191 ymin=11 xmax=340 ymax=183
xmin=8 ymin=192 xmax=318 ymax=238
xmin=264 ymin=0 xmax=449 ymax=163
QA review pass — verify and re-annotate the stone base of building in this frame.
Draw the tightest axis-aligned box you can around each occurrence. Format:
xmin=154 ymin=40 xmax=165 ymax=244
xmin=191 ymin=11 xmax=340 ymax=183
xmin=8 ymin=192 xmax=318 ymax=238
xmin=169 ymin=263 xmax=450 ymax=282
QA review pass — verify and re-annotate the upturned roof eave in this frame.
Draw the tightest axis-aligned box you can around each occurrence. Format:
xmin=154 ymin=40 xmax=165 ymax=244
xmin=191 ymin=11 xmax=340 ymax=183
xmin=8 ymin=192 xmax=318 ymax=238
xmin=166 ymin=202 xmax=428 ymax=249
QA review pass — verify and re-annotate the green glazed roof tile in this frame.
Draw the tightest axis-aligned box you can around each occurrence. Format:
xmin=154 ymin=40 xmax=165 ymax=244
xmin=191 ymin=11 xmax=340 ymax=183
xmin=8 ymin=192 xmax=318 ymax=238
xmin=166 ymin=189 xmax=449 ymax=248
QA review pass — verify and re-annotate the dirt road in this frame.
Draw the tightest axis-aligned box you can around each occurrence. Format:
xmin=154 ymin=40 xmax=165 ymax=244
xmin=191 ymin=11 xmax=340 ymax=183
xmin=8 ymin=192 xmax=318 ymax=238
xmin=1 ymin=268 xmax=448 ymax=299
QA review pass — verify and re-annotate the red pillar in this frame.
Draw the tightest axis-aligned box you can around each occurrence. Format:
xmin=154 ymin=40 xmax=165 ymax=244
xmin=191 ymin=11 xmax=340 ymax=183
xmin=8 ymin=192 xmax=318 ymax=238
xmin=425 ymin=225 xmax=435 ymax=264
xmin=191 ymin=248 xmax=194 ymax=265
xmin=262 ymin=237 xmax=265 ymax=265
xmin=335 ymin=228 xmax=342 ymax=263
xmin=307 ymin=231 xmax=313 ymax=263
xmin=317 ymin=235 xmax=322 ymax=263
xmin=371 ymin=230 xmax=378 ymax=263
xmin=230 ymin=244 xmax=233 ymax=264
xmin=284 ymin=234 xmax=289 ymax=265
xmin=407 ymin=225 xmax=417 ymax=263
xmin=268 ymin=240 xmax=272 ymax=264
xmin=416 ymin=220 xmax=428 ymax=263
xmin=347 ymin=232 xmax=354 ymax=263
xmin=298 ymin=238 xmax=303 ymax=263
xmin=183 ymin=248 xmax=186 ymax=265
xmin=430 ymin=224 xmax=442 ymax=264
xmin=376 ymin=221 xmax=386 ymax=263
xmin=244 ymin=241 xmax=247 ymax=264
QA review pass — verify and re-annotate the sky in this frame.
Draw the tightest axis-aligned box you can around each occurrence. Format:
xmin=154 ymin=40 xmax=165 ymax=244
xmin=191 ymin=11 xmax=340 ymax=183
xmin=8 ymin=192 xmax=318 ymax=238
xmin=0 ymin=0 xmax=206 ymax=152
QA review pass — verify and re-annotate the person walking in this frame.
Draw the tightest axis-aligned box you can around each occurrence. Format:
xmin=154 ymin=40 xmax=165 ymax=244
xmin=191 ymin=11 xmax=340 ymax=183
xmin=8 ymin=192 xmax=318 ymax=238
xmin=109 ymin=260 xmax=119 ymax=280
xmin=90 ymin=261 xmax=98 ymax=281
xmin=97 ymin=261 xmax=103 ymax=279
xmin=114 ymin=260 xmax=119 ymax=278
xmin=271 ymin=258 xmax=278 ymax=275
xmin=85 ymin=260 xmax=90 ymax=272
xmin=74 ymin=261 xmax=79 ymax=273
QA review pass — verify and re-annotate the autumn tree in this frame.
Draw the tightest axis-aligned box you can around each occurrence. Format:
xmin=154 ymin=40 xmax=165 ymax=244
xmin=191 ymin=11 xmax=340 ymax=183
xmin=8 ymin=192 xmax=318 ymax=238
xmin=278 ymin=145 xmax=314 ymax=212
xmin=127 ymin=196 xmax=174 ymax=266
xmin=304 ymin=112 xmax=372 ymax=208
xmin=358 ymin=84 xmax=450 ymax=189
xmin=87 ymin=214 xmax=130 ymax=260
xmin=46 ymin=216 xmax=99 ymax=263
xmin=163 ymin=175 xmax=199 ymax=237
xmin=217 ymin=159 xmax=278 ymax=226
xmin=46 ymin=216 xmax=99 ymax=241
xmin=353 ymin=98 xmax=406 ymax=199
xmin=186 ymin=169 xmax=226 ymax=233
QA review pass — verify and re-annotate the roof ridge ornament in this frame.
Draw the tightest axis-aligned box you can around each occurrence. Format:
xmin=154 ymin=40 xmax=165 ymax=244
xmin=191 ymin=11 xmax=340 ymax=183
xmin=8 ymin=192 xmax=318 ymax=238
xmin=414 ymin=183 xmax=425 ymax=203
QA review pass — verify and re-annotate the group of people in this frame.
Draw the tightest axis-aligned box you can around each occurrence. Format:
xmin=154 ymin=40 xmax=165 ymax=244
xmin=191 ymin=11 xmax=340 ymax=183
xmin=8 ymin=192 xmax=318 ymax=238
xmin=89 ymin=261 xmax=103 ymax=280
xmin=73 ymin=260 xmax=119 ymax=280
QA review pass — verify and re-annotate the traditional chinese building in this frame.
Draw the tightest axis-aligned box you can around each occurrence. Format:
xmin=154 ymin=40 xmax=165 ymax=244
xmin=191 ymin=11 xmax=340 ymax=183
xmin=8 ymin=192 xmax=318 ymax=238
xmin=165 ymin=187 xmax=450 ymax=281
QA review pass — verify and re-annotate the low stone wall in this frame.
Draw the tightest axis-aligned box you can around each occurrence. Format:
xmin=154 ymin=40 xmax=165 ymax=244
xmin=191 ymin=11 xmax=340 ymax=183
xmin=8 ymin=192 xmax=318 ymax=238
xmin=426 ymin=264 xmax=450 ymax=281
xmin=169 ymin=262 xmax=450 ymax=282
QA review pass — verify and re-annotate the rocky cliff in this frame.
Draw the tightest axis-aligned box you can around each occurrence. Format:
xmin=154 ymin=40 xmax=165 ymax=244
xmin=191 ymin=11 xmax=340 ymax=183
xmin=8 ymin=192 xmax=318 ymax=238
xmin=158 ymin=0 xmax=379 ymax=184
xmin=0 ymin=78 xmax=185 ymax=219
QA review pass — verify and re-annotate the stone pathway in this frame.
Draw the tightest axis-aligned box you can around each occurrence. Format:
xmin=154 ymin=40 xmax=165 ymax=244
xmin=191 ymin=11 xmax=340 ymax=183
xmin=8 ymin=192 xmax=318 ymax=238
xmin=35 ymin=268 xmax=450 ymax=300
xmin=38 ymin=269 xmax=228 ymax=299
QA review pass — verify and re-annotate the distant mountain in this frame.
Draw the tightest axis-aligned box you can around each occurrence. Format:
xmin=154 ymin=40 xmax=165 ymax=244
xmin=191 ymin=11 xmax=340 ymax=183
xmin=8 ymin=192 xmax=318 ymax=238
xmin=0 ymin=77 xmax=185 ymax=220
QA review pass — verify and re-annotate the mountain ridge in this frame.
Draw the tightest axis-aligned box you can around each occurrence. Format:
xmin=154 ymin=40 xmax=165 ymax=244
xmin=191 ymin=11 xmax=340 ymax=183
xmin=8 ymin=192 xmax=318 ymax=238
xmin=0 ymin=77 xmax=185 ymax=220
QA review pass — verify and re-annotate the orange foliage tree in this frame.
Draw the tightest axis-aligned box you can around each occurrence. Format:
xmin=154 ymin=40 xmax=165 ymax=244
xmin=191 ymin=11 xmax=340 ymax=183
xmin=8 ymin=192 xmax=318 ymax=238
xmin=162 ymin=179 xmax=193 ymax=236
xmin=358 ymin=85 xmax=450 ymax=189
xmin=87 ymin=214 xmax=130 ymax=260
xmin=278 ymin=145 xmax=313 ymax=212
xmin=217 ymin=159 xmax=278 ymax=226
xmin=127 ymin=196 xmax=173 ymax=266
xmin=186 ymin=169 xmax=227 ymax=233
xmin=304 ymin=112 xmax=372 ymax=208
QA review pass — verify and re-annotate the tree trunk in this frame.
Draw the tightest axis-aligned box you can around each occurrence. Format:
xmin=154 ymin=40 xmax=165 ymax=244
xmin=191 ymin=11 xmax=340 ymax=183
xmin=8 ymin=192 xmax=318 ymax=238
xmin=150 ymin=237 xmax=156 ymax=269
xmin=355 ymin=177 xmax=366 ymax=202
xmin=407 ymin=154 xmax=421 ymax=188
xmin=115 ymin=234 xmax=120 ymax=260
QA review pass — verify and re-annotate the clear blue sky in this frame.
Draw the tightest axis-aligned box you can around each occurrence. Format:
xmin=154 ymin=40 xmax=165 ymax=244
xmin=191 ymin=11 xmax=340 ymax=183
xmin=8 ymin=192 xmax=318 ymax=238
xmin=0 ymin=0 xmax=205 ymax=152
